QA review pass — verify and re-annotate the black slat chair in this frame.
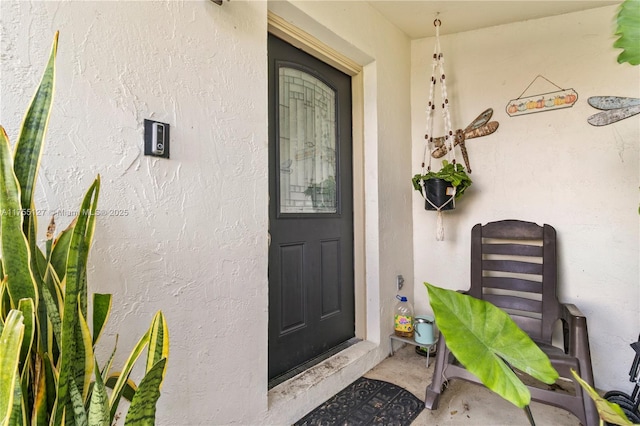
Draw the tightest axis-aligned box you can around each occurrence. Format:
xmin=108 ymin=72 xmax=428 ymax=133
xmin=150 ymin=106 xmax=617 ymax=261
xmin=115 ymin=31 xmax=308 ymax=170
xmin=424 ymin=220 xmax=598 ymax=426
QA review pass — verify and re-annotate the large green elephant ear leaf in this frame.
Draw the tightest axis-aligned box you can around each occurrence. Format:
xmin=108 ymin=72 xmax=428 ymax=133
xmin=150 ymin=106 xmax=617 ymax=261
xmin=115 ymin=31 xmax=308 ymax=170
xmin=614 ymin=0 xmax=640 ymax=65
xmin=425 ymin=283 xmax=559 ymax=408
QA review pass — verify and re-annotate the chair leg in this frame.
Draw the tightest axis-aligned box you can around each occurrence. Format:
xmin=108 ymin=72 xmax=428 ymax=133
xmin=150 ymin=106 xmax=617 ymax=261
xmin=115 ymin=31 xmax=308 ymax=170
xmin=425 ymin=336 xmax=448 ymax=409
xmin=573 ymin=326 xmax=598 ymax=426
xmin=577 ymin=359 xmax=598 ymax=426
xmin=425 ymin=383 xmax=442 ymax=410
xmin=581 ymin=384 xmax=599 ymax=426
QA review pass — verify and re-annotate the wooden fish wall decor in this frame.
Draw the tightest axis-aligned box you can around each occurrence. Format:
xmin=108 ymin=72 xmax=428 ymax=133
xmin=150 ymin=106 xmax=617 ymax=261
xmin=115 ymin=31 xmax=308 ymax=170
xmin=430 ymin=108 xmax=499 ymax=173
xmin=587 ymin=96 xmax=640 ymax=126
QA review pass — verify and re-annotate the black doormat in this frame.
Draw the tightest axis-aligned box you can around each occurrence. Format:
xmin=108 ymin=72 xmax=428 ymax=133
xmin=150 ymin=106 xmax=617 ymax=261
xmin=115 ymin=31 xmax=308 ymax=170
xmin=293 ymin=377 xmax=424 ymax=426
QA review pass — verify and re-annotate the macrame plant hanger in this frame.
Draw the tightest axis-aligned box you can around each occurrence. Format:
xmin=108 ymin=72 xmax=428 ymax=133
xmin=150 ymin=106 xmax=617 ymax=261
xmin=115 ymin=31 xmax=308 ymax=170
xmin=421 ymin=17 xmax=457 ymax=241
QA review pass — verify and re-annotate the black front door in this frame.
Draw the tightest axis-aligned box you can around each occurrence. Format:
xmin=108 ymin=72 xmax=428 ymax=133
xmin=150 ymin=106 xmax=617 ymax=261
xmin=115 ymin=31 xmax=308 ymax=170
xmin=268 ymin=34 xmax=354 ymax=381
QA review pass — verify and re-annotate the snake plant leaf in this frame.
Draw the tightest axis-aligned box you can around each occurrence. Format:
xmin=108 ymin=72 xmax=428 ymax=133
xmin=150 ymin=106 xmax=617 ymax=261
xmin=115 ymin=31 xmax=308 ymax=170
xmin=92 ymin=294 xmax=111 ymax=348
xmin=124 ymin=358 xmax=167 ymax=426
xmin=90 ymin=335 xmax=139 ymax=410
xmin=8 ymin=376 xmax=25 ymax=426
xmin=108 ymin=328 xmax=150 ymax=422
xmin=614 ymin=0 xmax=640 ymax=65
xmin=571 ymin=370 xmax=634 ymax=425
xmin=0 ymin=127 xmax=38 ymax=307
xmin=13 ymin=32 xmax=57 ymax=237
xmin=68 ymin=374 xmax=88 ymax=426
xmin=40 ymin=273 xmax=62 ymax=349
xmin=16 ymin=299 xmax=35 ymax=388
xmin=53 ymin=177 xmax=99 ymax=426
xmin=88 ymin=361 xmax=109 ymax=426
xmin=28 ymin=211 xmax=43 ymax=292
xmin=77 ymin=300 xmax=95 ymax=401
xmin=38 ymin=278 xmax=62 ymax=357
xmin=50 ymin=219 xmax=75 ymax=283
xmin=35 ymin=239 xmax=67 ymax=370
xmin=104 ymin=376 xmax=136 ymax=403
xmin=146 ymin=311 xmax=169 ymax=375
xmin=426 ymin=283 xmax=559 ymax=409
xmin=1 ymin=277 xmax=9 ymax=320
xmin=108 ymin=312 xmax=170 ymax=421
xmin=0 ymin=310 xmax=24 ymax=425
xmin=16 ymin=310 xmax=33 ymax=424
xmin=101 ymin=336 xmax=119 ymax=384
xmin=71 ymin=180 xmax=100 ymax=404
xmin=31 ymin=354 xmax=51 ymax=426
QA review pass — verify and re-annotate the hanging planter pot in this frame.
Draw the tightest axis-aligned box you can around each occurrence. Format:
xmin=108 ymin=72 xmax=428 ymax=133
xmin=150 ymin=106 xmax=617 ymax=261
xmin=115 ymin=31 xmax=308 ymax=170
xmin=414 ymin=18 xmax=476 ymax=241
xmin=412 ymin=160 xmax=472 ymax=211
xmin=421 ymin=178 xmax=455 ymax=211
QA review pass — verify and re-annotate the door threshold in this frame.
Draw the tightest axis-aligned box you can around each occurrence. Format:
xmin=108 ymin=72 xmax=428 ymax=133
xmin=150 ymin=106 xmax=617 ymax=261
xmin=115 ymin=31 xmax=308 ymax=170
xmin=268 ymin=338 xmax=361 ymax=389
xmin=265 ymin=340 xmax=379 ymax=425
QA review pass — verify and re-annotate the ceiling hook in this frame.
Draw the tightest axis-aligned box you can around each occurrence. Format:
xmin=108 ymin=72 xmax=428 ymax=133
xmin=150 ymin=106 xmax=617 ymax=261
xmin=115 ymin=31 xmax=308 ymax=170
xmin=434 ymin=12 xmax=441 ymax=27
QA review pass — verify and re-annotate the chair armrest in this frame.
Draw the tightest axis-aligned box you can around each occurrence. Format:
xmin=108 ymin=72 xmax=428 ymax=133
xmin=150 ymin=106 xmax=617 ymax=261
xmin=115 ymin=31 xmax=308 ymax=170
xmin=560 ymin=303 xmax=587 ymax=342
xmin=560 ymin=303 xmax=591 ymax=357
xmin=560 ymin=303 xmax=595 ymax=386
xmin=562 ymin=303 xmax=586 ymax=320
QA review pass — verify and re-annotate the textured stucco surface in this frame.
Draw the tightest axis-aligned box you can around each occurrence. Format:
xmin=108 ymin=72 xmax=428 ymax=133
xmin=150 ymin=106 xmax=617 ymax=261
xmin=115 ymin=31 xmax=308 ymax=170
xmin=412 ymin=5 xmax=640 ymax=394
xmin=2 ymin=1 xmax=269 ymax=424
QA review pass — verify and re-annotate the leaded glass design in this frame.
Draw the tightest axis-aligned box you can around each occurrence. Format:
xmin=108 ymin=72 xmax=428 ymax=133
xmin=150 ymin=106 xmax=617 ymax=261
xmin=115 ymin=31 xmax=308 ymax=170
xmin=278 ymin=67 xmax=337 ymax=214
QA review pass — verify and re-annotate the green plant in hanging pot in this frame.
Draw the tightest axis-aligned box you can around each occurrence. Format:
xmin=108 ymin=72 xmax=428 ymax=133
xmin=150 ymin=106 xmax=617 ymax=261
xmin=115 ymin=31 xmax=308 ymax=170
xmin=0 ymin=32 xmax=169 ymax=425
xmin=412 ymin=160 xmax=472 ymax=211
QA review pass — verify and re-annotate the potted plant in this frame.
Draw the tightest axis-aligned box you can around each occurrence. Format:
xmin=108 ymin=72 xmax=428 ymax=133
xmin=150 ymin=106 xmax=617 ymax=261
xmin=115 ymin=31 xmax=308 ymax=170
xmin=412 ymin=160 xmax=472 ymax=211
xmin=0 ymin=33 xmax=169 ymax=425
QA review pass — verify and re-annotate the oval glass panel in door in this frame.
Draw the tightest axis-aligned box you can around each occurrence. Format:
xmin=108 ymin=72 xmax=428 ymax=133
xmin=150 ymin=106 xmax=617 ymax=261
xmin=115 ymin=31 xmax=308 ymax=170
xmin=278 ymin=66 xmax=337 ymax=214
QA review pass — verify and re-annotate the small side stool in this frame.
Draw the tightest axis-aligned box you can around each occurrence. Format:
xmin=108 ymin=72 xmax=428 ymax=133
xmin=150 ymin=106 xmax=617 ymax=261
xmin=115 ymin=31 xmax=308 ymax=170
xmin=389 ymin=334 xmax=437 ymax=368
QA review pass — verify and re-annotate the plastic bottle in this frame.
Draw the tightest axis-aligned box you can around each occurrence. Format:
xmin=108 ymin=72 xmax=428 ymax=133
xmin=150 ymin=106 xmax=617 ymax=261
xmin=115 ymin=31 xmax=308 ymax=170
xmin=394 ymin=295 xmax=414 ymax=338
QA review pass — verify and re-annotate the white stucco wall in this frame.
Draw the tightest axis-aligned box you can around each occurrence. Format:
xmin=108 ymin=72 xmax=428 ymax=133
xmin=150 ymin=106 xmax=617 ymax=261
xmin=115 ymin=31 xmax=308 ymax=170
xmin=1 ymin=0 xmax=414 ymax=425
xmin=411 ymin=5 xmax=640 ymax=393
xmin=1 ymin=1 xmax=269 ymax=424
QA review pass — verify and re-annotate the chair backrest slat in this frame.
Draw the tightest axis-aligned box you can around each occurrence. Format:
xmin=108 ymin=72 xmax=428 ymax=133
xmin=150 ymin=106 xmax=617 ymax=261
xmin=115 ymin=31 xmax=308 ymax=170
xmin=482 ymin=243 xmax=543 ymax=257
xmin=482 ymin=259 xmax=543 ymax=275
xmin=510 ymin=314 xmax=543 ymax=338
xmin=484 ymin=294 xmax=542 ymax=313
xmin=481 ymin=220 xmax=543 ymax=239
xmin=481 ymin=276 xmax=542 ymax=293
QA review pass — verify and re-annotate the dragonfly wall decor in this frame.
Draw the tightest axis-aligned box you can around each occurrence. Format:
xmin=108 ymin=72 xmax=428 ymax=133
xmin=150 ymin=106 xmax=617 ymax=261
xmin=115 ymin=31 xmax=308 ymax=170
xmin=429 ymin=108 xmax=499 ymax=173
xmin=587 ymin=96 xmax=640 ymax=126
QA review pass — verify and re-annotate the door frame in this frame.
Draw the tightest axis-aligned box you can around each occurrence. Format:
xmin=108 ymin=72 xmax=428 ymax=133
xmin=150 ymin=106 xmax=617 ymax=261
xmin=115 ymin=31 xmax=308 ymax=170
xmin=268 ymin=11 xmax=366 ymax=339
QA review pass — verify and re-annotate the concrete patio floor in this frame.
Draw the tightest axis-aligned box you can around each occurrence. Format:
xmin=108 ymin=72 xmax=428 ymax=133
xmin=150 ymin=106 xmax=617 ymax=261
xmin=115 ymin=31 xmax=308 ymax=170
xmin=364 ymin=344 xmax=582 ymax=425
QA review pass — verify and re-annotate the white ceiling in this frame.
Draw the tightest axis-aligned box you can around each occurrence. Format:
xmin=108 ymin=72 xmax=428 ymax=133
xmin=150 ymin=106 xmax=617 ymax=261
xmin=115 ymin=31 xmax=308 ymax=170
xmin=367 ymin=1 xmax=621 ymax=39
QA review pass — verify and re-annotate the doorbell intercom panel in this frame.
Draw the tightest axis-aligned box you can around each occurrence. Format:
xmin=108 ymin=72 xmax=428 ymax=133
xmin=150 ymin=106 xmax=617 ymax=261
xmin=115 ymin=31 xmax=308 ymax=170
xmin=144 ymin=119 xmax=170 ymax=158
